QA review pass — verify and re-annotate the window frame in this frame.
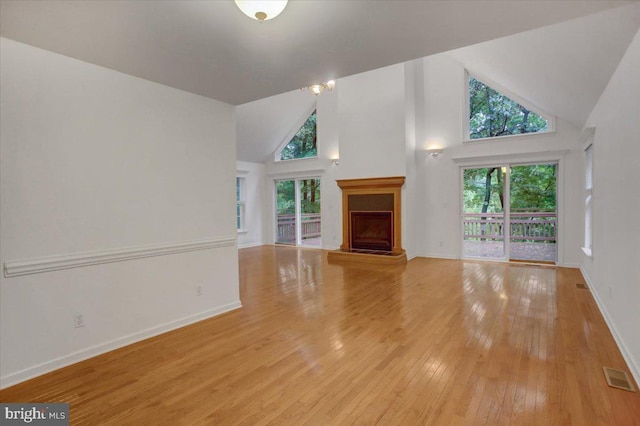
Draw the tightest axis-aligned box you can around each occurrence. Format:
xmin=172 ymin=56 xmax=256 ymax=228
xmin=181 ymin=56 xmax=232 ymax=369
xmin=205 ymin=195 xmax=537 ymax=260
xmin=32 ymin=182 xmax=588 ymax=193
xmin=582 ymin=137 xmax=594 ymax=257
xmin=236 ymin=176 xmax=247 ymax=233
xmin=274 ymin=104 xmax=318 ymax=162
xmin=464 ymin=70 xmax=556 ymax=143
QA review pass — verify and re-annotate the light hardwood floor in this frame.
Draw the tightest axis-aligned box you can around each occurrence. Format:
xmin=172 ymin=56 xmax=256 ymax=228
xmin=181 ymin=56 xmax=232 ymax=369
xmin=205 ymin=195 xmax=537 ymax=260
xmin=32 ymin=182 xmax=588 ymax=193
xmin=2 ymin=245 xmax=639 ymax=425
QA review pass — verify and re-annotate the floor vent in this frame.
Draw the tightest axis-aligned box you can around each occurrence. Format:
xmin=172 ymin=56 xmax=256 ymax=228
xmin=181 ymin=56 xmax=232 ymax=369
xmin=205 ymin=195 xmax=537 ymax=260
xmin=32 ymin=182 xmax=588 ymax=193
xmin=576 ymin=283 xmax=589 ymax=290
xmin=603 ymin=367 xmax=636 ymax=392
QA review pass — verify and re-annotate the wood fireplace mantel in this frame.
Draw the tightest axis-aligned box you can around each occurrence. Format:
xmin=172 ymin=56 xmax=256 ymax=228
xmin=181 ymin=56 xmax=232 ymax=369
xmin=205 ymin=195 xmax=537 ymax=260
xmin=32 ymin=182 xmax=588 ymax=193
xmin=328 ymin=176 xmax=407 ymax=264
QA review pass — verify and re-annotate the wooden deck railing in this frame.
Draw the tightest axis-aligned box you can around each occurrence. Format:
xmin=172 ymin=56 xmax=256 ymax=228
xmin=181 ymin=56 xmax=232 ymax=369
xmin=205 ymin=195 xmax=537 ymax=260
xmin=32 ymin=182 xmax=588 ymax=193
xmin=277 ymin=213 xmax=321 ymax=243
xmin=463 ymin=212 xmax=556 ymax=242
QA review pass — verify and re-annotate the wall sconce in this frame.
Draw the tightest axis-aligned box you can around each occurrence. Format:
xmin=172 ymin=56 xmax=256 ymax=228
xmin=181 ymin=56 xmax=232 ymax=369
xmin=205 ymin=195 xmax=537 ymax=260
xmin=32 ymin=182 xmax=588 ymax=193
xmin=426 ymin=148 xmax=443 ymax=158
xmin=302 ymin=80 xmax=336 ymax=96
xmin=331 ymin=158 xmax=340 ymax=166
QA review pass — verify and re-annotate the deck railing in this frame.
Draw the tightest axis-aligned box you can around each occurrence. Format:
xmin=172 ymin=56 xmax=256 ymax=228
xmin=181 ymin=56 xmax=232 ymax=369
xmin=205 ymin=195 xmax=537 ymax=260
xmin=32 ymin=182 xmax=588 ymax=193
xmin=277 ymin=213 xmax=321 ymax=243
xmin=463 ymin=212 xmax=556 ymax=242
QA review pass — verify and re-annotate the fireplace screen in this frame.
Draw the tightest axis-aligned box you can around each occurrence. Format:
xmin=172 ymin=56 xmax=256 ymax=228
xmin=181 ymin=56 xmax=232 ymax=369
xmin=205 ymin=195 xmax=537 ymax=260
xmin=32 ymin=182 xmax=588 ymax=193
xmin=350 ymin=211 xmax=393 ymax=252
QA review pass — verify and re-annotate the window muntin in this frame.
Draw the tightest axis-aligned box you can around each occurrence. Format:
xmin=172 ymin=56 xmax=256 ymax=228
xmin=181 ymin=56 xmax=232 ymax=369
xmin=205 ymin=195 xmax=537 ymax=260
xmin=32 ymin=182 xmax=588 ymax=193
xmin=468 ymin=75 xmax=549 ymax=140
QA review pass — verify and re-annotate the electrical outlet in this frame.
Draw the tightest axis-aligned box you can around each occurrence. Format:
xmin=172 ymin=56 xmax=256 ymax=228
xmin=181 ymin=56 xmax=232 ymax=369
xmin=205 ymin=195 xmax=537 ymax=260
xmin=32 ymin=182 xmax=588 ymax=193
xmin=74 ymin=313 xmax=85 ymax=328
xmin=196 ymin=285 xmax=203 ymax=296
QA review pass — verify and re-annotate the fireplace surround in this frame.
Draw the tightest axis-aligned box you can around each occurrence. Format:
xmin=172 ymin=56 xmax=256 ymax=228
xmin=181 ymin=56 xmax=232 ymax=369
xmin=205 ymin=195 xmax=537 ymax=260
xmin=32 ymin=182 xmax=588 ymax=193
xmin=327 ymin=176 xmax=406 ymax=264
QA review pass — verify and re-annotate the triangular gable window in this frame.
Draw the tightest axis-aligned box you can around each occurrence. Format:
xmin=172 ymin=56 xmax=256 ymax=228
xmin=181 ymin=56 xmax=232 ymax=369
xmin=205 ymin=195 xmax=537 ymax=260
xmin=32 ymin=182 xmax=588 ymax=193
xmin=469 ymin=75 xmax=549 ymax=140
xmin=279 ymin=110 xmax=317 ymax=160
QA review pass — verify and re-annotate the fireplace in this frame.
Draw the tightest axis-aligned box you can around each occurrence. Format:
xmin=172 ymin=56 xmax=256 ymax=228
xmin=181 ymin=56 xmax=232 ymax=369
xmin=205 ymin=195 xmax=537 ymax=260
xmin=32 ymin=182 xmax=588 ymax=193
xmin=327 ymin=176 xmax=406 ymax=264
xmin=350 ymin=211 xmax=393 ymax=252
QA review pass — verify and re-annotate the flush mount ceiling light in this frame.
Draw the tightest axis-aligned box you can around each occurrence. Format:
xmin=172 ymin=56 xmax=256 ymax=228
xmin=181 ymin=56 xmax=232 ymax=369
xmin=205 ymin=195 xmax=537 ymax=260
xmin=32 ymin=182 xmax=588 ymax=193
xmin=234 ymin=0 xmax=288 ymax=21
xmin=302 ymin=80 xmax=336 ymax=96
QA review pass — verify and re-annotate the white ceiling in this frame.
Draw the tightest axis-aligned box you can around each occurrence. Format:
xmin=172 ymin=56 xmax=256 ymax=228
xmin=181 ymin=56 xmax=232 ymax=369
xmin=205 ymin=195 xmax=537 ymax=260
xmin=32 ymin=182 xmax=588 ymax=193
xmin=447 ymin=3 xmax=640 ymax=128
xmin=236 ymin=3 xmax=640 ymax=162
xmin=0 ymin=0 xmax=635 ymax=106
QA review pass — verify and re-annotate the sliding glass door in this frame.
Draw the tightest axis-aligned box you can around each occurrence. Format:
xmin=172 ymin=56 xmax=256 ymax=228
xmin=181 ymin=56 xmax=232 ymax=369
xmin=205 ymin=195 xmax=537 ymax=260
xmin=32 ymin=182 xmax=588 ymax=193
xmin=463 ymin=167 xmax=506 ymax=259
xmin=275 ymin=180 xmax=296 ymax=245
xmin=509 ymin=164 xmax=557 ymax=262
xmin=462 ymin=163 xmax=557 ymax=263
xmin=275 ymin=177 xmax=321 ymax=247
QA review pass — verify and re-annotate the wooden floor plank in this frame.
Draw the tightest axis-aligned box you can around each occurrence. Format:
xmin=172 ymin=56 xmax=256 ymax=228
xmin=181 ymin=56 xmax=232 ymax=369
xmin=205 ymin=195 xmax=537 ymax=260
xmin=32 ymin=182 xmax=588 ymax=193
xmin=1 ymin=246 xmax=639 ymax=425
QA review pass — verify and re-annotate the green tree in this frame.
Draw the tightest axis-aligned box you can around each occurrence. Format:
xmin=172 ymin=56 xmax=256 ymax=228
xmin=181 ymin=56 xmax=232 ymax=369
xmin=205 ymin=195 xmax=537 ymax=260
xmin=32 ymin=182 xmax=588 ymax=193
xmin=280 ymin=111 xmax=317 ymax=160
xmin=464 ymin=168 xmax=504 ymax=214
xmin=509 ymin=165 xmax=556 ymax=212
xmin=464 ymin=165 xmax=556 ymax=214
xmin=276 ymin=180 xmax=295 ymax=215
xmin=469 ymin=77 xmax=547 ymax=140
xmin=300 ymin=178 xmax=321 ymax=214
xmin=276 ymin=179 xmax=321 ymax=215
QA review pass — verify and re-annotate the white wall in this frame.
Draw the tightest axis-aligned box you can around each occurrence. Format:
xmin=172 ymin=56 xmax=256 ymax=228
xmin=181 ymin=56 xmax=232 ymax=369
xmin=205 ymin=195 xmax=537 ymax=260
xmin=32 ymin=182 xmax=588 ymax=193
xmin=412 ymin=53 xmax=585 ymax=266
xmin=336 ymin=64 xmax=407 ymax=179
xmin=403 ymin=60 xmax=419 ymax=259
xmin=0 ymin=38 xmax=240 ymax=387
xmin=237 ymin=161 xmax=266 ymax=248
xmin=329 ymin=64 xmax=411 ymax=253
xmin=581 ymin=28 xmax=640 ymax=383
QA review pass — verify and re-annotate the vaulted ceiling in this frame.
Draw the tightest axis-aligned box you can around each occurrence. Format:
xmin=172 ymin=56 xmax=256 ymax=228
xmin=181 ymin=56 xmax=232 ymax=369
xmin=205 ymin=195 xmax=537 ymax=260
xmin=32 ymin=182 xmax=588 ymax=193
xmin=1 ymin=0 xmax=634 ymax=105
xmin=2 ymin=1 xmax=639 ymax=163
xmin=236 ymin=3 xmax=640 ymax=162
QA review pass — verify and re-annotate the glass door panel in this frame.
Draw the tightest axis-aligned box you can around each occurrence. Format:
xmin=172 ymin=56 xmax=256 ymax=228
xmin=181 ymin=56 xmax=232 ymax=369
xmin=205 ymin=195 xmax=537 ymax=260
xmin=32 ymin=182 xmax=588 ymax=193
xmin=299 ymin=178 xmax=321 ymax=247
xmin=509 ymin=164 xmax=557 ymax=262
xmin=463 ymin=167 xmax=506 ymax=259
xmin=276 ymin=180 xmax=296 ymax=245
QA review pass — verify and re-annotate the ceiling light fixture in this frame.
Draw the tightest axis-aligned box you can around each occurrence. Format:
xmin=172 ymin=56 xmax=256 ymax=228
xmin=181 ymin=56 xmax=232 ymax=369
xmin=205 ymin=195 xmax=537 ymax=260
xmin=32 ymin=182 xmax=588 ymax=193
xmin=302 ymin=80 xmax=336 ymax=96
xmin=234 ymin=0 xmax=288 ymax=21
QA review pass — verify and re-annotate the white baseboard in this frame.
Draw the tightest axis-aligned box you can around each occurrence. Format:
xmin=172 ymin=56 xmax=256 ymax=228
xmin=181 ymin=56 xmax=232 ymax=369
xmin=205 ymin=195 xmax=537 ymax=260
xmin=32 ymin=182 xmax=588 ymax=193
xmin=238 ymin=242 xmax=264 ymax=249
xmin=414 ymin=253 xmax=459 ymax=260
xmin=580 ymin=266 xmax=640 ymax=386
xmin=0 ymin=301 xmax=242 ymax=389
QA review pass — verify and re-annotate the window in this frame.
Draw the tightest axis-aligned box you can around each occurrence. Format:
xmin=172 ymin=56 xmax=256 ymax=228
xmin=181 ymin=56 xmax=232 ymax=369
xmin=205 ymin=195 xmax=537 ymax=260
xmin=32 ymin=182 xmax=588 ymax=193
xmin=236 ymin=177 xmax=246 ymax=232
xmin=583 ymin=144 xmax=593 ymax=256
xmin=468 ymin=75 xmax=549 ymax=140
xmin=278 ymin=110 xmax=317 ymax=160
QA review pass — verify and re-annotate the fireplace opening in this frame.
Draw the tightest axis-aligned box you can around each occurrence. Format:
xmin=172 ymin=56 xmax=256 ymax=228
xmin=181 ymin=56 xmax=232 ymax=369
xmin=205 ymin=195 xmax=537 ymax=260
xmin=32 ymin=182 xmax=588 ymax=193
xmin=350 ymin=211 xmax=393 ymax=252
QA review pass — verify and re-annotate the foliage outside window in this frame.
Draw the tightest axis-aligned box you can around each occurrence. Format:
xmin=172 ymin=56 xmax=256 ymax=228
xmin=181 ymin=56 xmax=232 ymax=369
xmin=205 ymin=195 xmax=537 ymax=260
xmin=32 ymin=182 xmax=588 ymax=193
xmin=464 ymin=165 xmax=557 ymax=214
xmin=236 ymin=177 xmax=246 ymax=231
xmin=276 ymin=179 xmax=321 ymax=215
xmin=469 ymin=76 xmax=548 ymax=140
xmin=279 ymin=110 xmax=317 ymax=160
xmin=275 ymin=178 xmax=321 ymax=246
xmin=464 ymin=167 xmax=505 ymax=214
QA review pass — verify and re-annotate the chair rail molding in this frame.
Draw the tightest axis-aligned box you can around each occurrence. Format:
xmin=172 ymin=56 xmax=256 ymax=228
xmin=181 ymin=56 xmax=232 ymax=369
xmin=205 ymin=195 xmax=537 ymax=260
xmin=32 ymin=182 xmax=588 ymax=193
xmin=3 ymin=237 xmax=236 ymax=278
